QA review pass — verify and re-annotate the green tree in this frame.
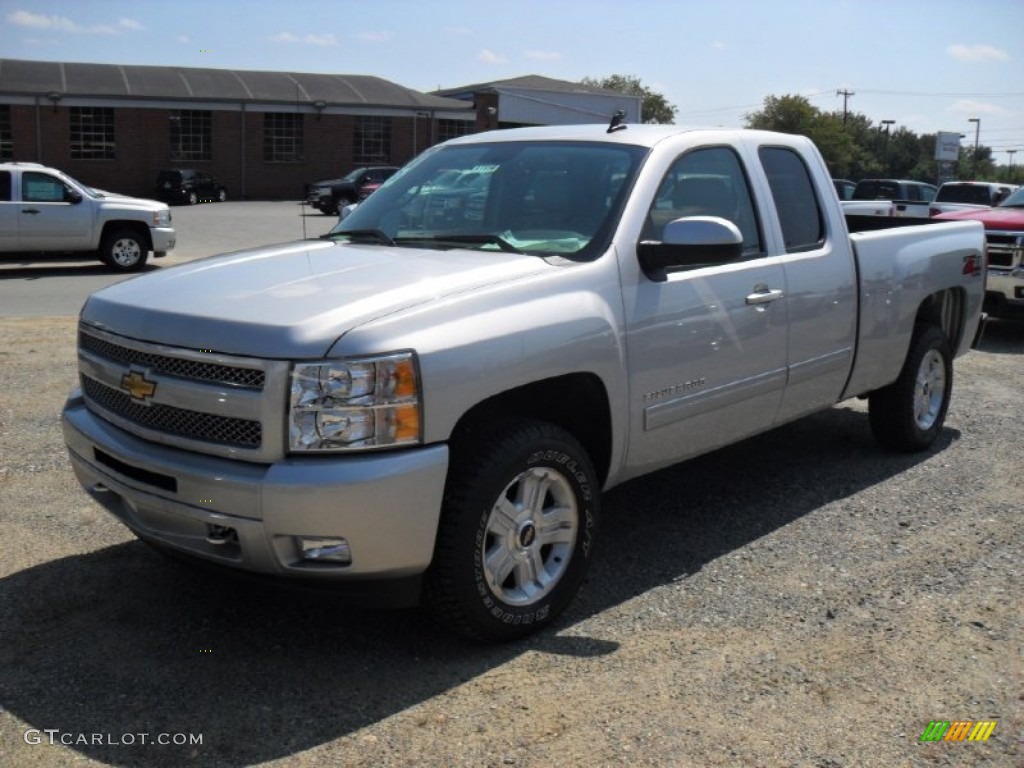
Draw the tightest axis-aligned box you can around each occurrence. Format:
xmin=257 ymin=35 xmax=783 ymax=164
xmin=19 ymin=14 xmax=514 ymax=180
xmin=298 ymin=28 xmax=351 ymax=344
xmin=581 ymin=74 xmax=678 ymax=124
xmin=744 ymin=95 xmax=855 ymax=179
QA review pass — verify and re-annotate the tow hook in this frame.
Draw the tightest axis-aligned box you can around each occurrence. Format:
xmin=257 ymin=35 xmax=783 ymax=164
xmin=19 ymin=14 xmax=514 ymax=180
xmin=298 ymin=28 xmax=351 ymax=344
xmin=206 ymin=524 xmax=238 ymax=546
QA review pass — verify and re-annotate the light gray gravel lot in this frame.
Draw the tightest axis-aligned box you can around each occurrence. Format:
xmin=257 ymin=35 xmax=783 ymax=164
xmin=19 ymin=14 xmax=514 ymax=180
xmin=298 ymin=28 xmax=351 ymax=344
xmin=0 ymin=279 xmax=1021 ymax=763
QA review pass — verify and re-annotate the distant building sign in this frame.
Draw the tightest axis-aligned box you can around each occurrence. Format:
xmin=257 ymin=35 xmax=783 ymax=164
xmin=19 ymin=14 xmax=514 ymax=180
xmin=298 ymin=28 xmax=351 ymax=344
xmin=935 ymin=132 xmax=962 ymax=162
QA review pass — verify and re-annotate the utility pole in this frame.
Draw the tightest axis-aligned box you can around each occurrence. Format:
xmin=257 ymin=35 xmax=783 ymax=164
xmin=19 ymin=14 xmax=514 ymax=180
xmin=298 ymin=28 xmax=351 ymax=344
xmin=837 ymin=89 xmax=855 ymax=126
xmin=1008 ymin=150 xmax=1017 ymax=181
xmin=881 ymin=119 xmax=895 ymax=174
xmin=968 ymin=117 xmax=980 ymax=178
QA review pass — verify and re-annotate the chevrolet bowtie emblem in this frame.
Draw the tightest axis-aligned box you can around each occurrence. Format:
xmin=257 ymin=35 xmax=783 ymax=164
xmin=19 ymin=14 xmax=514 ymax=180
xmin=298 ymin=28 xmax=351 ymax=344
xmin=121 ymin=369 xmax=157 ymax=402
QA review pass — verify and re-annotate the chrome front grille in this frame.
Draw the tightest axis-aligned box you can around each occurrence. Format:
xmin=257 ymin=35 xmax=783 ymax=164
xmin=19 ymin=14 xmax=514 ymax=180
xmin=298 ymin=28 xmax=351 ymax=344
xmin=81 ymin=375 xmax=262 ymax=448
xmin=77 ymin=324 xmax=290 ymax=461
xmin=985 ymin=233 xmax=1023 ymax=270
xmin=79 ymin=330 xmax=265 ymax=389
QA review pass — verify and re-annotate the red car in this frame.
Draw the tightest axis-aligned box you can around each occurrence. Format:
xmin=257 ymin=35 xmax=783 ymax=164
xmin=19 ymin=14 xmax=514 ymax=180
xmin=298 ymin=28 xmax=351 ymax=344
xmin=935 ymin=187 xmax=1024 ymax=317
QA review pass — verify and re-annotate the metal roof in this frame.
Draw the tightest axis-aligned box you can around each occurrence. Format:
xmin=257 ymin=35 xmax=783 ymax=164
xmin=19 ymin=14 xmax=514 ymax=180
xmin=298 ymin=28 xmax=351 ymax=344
xmin=0 ymin=58 xmax=469 ymax=111
xmin=435 ymin=75 xmax=623 ymax=98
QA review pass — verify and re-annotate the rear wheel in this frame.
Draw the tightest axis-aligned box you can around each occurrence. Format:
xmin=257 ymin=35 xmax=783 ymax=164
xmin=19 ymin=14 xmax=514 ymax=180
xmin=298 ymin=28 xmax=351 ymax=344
xmin=187 ymin=191 xmax=198 ymax=205
xmin=869 ymin=324 xmax=952 ymax=452
xmin=100 ymin=228 xmax=148 ymax=272
xmin=217 ymin=188 xmax=227 ymax=202
xmin=425 ymin=419 xmax=600 ymax=641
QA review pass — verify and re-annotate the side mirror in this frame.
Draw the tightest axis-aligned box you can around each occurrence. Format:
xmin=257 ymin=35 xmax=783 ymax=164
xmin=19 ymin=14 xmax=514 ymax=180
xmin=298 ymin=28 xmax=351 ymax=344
xmin=638 ymin=216 xmax=743 ymax=281
xmin=66 ymin=189 xmax=83 ymax=204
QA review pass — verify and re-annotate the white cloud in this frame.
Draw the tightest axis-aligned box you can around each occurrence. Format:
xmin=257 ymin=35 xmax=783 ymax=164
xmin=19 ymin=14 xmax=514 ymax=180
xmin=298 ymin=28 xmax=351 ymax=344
xmin=177 ymin=35 xmax=191 ymax=44
xmin=7 ymin=9 xmax=143 ymax=34
xmin=478 ymin=49 xmax=507 ymax=64
xmin=305 ymin=33 xmax=336 ymax=46
xmin=948 ymin=99 xmax=1007 ymax=116
xmin=272 ymin=31 xmax=336 ymax=46
xmin=946 ymin=44 xmax=1009 ymax=62
xmin=356 ymin=31 xmax=390 ymax=42
xmin=9 ymin=10 xmax=79 ymax=31
xmin=711 ymin=41 xmax=727 ymax=50
xmin=525 ymin=50 xmax=561 ymax=61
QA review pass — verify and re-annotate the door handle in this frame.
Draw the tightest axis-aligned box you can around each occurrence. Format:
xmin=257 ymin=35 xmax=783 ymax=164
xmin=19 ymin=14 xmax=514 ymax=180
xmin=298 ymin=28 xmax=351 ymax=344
xmin=745 ymin=287 xmax=784 ymax=305
xmin=21 ymin=208 xmax=41 ymax=215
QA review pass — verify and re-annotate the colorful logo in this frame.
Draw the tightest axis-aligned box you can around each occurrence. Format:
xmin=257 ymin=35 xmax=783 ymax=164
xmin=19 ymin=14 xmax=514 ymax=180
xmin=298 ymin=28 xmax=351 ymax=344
xmin=920 ymin=720 xmax=997 ymax=742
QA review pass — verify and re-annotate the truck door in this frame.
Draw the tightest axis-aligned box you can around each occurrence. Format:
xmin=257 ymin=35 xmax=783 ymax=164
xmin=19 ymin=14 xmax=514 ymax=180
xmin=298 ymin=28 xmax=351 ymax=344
xmin=622 ymin=146 xmax=788 ymax=474
xmin=0 ymin=171 xmax=17 ymax=252
xmin=17 ymin=171 xmax=93 ymax=251
xmin=756 ymin=146 xmax=857 ymax=423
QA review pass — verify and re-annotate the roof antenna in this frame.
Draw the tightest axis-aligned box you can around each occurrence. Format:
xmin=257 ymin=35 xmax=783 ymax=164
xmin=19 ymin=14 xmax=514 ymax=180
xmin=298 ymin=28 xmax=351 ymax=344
xmin=607 ymin=109 xmax=627 ymax=133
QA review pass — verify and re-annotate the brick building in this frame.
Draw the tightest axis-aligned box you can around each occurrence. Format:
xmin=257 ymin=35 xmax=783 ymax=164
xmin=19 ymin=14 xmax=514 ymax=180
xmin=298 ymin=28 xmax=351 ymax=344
xmin=0 ymin=58 xmax=475 ymax=200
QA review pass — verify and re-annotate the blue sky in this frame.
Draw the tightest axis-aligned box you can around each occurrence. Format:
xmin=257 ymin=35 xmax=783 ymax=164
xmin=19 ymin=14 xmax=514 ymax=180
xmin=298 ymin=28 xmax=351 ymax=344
xmin=2 ymin=0 xmax=1021 ymax=160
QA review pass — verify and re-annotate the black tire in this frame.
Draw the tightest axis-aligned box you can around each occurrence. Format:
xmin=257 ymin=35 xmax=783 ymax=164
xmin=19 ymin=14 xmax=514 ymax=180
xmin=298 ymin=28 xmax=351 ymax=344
xmin=425 ymin=419 xmax=600 ymax=642
xmin=217 ymin=188 xmax=227 ymax=203
xmin=187 ymin=191 xmax=198 ymax=205
xmin=100 ymin=228 xmax=148 ymax=272
xmin=869 ymin=324 xmax=952 ymax=452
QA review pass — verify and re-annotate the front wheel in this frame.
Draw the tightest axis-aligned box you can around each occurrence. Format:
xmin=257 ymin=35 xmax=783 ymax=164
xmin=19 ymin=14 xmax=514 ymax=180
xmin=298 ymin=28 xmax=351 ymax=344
xmin=100 ymin=228 xmax=148 ymax=272
xmin=869 ymin=324 xmax=952 ymax=452
xmin=425 ymin=420 xmax=600 ymax=641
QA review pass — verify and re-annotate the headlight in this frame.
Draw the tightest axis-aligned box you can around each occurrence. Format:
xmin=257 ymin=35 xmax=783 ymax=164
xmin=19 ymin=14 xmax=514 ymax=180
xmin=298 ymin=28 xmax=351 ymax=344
xmin=152 ymin=208 xmax=171 ymax=227
xmin=288 ymin=352 xmax=421 ymax=452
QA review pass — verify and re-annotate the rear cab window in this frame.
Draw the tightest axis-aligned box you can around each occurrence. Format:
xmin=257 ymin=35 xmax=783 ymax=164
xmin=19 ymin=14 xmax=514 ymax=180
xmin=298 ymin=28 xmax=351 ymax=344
xmin=758 ymin=147 xmax=825 ymax=253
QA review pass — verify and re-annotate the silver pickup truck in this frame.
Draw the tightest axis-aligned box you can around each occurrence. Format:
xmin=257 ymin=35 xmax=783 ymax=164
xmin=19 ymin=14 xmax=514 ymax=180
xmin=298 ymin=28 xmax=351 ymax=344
xmin=0 ymin=162 xmax=175 ymax=271
xmin=62 ymin=125 xmax=986 ymax=641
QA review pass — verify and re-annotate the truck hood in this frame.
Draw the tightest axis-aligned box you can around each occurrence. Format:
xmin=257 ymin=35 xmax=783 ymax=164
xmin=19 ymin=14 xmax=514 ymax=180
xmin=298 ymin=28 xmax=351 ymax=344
xmin=934 ymin=206 xmax=1024 ymax=228
xmin=92 ymin=191 xmax=167 ymax=210
xmin=80 ymin=239 xmax=551 ymax=358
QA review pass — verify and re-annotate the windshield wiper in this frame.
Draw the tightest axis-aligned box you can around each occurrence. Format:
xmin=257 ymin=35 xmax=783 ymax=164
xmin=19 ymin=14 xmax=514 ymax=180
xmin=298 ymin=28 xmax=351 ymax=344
xmin=327 ymin=229 xmax=396 ymax=246
xmin=394 ymin=233 xmax=523 ymax=253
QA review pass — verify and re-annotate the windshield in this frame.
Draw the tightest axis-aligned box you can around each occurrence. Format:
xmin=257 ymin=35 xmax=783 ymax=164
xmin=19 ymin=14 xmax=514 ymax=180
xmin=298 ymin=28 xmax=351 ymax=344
xmin=58 ymin=170 xmax=103 ymax=198
xmin=998 ymin=187 xmax=1024 ymax=208
xmin=328 ymin=140 xmax=647 ymax=258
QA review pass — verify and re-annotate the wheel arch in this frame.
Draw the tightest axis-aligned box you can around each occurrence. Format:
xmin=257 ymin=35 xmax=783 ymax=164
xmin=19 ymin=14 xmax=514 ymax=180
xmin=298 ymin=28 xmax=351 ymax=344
xmin=446 ymin=372 xmax=613 ymax=487
xmin=100 ymin=221 xmax=152 ymax=252
xmin=914 ymin=287 xmax=966 ymax=350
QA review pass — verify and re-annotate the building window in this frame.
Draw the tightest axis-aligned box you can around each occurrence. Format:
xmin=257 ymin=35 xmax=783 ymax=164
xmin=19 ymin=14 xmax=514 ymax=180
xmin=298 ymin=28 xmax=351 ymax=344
xmin=264 ymin=113 xmax=304 ymax=162
xmin=437 ymin=119 xmax=472 ymax=142
xmin=353 ymin=116 xmax=391 ymax=164
xmin=0 ymin=106 xmax=12 ymax=160
xmin=170 ymin=110 xmax=212 ymax=161
xmin=70 ymin=107 xmax=116 ymax=159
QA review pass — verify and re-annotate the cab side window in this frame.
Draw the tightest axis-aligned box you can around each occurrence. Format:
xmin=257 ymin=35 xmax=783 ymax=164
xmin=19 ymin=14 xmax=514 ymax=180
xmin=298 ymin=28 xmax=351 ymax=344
xmin=22 ymin=172 xmax=74 ymax=203
xmin=758 ymin=147 xmax=824 ymax=253
xmin=645 ymin=146 xmax=763 ymax=258
xmin=0 ymin=171 xmax=11 ymax=201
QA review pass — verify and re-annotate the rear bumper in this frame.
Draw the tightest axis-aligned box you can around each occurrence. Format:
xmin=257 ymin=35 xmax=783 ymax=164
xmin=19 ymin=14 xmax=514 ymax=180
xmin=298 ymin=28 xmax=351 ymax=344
xmin=62 ymin=389 xmax=448 ymax=588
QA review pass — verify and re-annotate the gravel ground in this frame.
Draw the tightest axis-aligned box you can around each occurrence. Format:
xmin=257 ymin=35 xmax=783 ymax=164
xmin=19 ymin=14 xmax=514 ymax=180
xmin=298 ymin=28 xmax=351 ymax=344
xmin=0 ymin=316 xmax=1021 ymax=768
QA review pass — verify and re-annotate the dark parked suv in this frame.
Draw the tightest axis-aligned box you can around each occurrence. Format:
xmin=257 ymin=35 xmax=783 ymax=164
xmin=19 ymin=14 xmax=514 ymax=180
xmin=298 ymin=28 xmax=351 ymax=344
xmin=155 ymin=169 xmax=227 ymax=205
xmin=306 ymin=166 xmax=400 ymax=215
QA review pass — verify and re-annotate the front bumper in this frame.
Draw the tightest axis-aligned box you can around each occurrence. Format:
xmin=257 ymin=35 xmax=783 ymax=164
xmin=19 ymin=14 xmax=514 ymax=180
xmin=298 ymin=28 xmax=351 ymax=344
xmin=151 ymin=226 xmax=176 ymax=253
xmin=62 ymin=389 xmax=448 ymax=583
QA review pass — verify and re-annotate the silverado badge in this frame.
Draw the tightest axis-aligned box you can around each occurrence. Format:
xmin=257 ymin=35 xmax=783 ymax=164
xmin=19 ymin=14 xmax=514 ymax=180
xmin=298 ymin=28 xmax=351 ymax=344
xmin=120 ymin=369 xmax=157 ymax=403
